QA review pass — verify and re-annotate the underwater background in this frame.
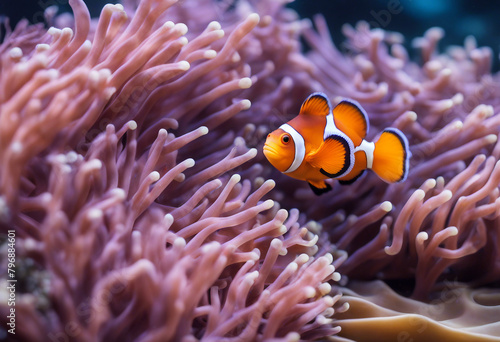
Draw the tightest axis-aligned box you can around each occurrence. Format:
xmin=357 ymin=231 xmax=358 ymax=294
xmin=2 ymin=0 xmax=500 ymax=341
xmin=3 ymin=0 xmax=500 ymax=65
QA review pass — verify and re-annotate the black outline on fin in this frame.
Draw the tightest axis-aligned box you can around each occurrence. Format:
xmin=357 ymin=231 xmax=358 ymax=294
xmin=299 ymin=92 xmax=332 ymax=116
xmin=333 ymin=98 xmax=370 ymax=137
xmin=319 ymin=135 xmax=352 ymax=178
xmin=308 ymin=181 xmax=332 ymax=196
xmin=338 ymin=170 xmax=366 ymax=185
xmin=382 ymin=128 xmax=411 ymax=182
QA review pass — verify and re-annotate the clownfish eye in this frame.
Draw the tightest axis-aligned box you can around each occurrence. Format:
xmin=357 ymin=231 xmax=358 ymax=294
xmin=281 ymin=134 xmax=291 ymax=145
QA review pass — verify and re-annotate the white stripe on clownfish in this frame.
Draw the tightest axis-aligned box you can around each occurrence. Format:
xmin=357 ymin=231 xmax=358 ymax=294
xmin=324 ymin=113 xmax=337 ymax=139
xmin=279 ymin=123 xmax=305 ymax=173
xmin=324 ymin=112 xmax=355 ymax=178
xmin=354 ymin=140 xmax=375 ymax=169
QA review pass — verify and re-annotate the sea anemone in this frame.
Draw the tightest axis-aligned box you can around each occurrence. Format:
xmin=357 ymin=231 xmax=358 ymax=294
xmin=1 ymin=0 xmax=500 ymax=341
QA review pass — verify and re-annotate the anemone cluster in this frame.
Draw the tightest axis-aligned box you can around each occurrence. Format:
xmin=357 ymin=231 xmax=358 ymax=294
xmin=1 ymin=0 xmax=499 ymax=341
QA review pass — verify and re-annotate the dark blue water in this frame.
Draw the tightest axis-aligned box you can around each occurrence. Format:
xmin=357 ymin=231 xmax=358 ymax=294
xmin=2 ymin=0 xmax=500 ymax=69
xmin=289 ymin=0 xmax=500 ymax=69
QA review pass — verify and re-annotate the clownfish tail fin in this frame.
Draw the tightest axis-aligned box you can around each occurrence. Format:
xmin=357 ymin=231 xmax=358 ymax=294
xmin=372 ymin=128 xmax=411 ymax=183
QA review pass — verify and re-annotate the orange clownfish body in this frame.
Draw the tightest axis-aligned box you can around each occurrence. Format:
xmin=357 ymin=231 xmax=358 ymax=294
xmin=263 ymin=92 xmax=410 ymax=195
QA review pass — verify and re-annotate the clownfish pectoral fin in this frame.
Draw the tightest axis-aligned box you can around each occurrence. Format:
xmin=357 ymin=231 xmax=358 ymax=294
xmin=332 ymin=99 xmax=370 ymax=139
xmin=299 ymin=92 xmax=332 ymax=117
xmin=372 ymin=128 xmax=411 ymax=183
xmin=306 ymin=135 xmax=354 ymax=178
xmin=308 ymin=180 xmax=332 ymax=195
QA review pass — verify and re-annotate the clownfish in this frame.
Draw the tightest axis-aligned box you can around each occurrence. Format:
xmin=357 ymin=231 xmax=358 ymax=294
xmin=263 ymin=92 xmax=410 ymax=195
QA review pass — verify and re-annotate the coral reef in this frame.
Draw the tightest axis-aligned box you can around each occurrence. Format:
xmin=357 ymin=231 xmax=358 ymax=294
xmin=1 ymin=0 xmax=500 ymax=341
xmin=332 ymin=280 xmax=500 ymax=342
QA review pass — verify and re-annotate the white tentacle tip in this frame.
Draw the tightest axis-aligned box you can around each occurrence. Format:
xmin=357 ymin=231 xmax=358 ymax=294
xmin=485 ymin=134 xmax=498 ymax=144
xmin=149 ymin=171 xmax=160 ymax=182
xmin=319 ymin=282 xmax=332 ymax=295
xmin=296 ymin=253 xmax=310 ymax=264
xmin=424 ymin=178 xmax=437 ymax=188
xmin=323 ymin=295 xmax=335 ymax=307
xmin=184 ymin=158 xmax=195 ymax=168
xmin=270 ymin=238 xmax=283 ymax=249
xmin=87 ymin=159 xmax=103 ymax=170
xmin=173 ymin=237 xmax=186 ymax=248
xmin=452 ymin=120 xmax=463 ymax=129
xmin=87 ymin=208 xmax=103 ymax=220
xmin=379 ymin=82 xmax=389 ymax=94
xmin=380 ymin=201 xmax=393 ymax=212
xmin=207 ymin=21 xmax=221 ymax=30
xmin=384 ymin=246 xmax=398 ymax=256
xmin=414 ymin=189 xmax=426 ymax=201
xmin=452 ymin=93 xmax=463 ymax=105
xmin=203 ymin=50 xmax=217 ymax=59
xmin=238 ymin=77 xmax=252 ymax=89
xmin=323 ymin=253 xmax=334 ymax=264
xmin=104 ymin=87 xmax=116 ymax=100
xmin=164 ymin=213 xmax=174 ymax=226
xmin=47 ymin=69 xmax=60 ymax=79
xmin=441 ymin=189 xmax=453 ymax=201
xmin=262 ymin=199 xmax=275 ymax=210
xmin=286 ymin=262 xmax=298 ymax=273
xmin=198 ymin=126 xmax=209 ymax=135
xmin=332 ymin=272 xmax=341 ymax=282
xmin=230 ymin=174 xmax=242 ymax=183
xmin=9 ymin=47 xmax=23 ymax=59
xmin=416 ymin=231 xmax=428 ymax=243
xmin=163 ymin=21 xmax=175 ymax=29
xmin=110 ymin=188 xmax=126 ymax=200
xmin=406 ymin=111 xmax=418 ymax=121
xmin=248 ymin=148 xmax=258 ymax=158
xmin=265 ymin=179 xmax=276 ymax=189
xmin=61 ymin=27 xmax=74 ymax=37
xmin=447 ymin=226 xmax=459 ymax=236
xmin=35 ymin=43 xmax=50 ymax=53
xmin=284 ymin=332 xmax=300 ymax=342
xmin=10 ymin=142 xmax=23 ymax=154
xmin=175 ymin=23 xmax=188 ymax=36
xmin=82 ymin=40 xmax=92 ymax=50
xmin=127 ymin=120 xmax=138 ymax=130
xmin=178 ymin=61 xmax=190 ymax=71
xmin=441 ymin=68 xmax=452 ymax=76
xmin=214 ymin=29 xmax=225 ymax=39
xmin=247 ymin=13 xmax=260 ymax=25
xmin=278 ymin=225 xmax=288 ymax=235
xmin=241 ymin=99 xmax=251 ymax=110
xmin=47 ymin=27 xmax=60 ymax=35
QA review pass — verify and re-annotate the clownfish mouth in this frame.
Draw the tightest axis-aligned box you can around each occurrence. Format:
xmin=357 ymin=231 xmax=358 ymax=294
xmin=263 ymin=144 xmax=279 ymax=160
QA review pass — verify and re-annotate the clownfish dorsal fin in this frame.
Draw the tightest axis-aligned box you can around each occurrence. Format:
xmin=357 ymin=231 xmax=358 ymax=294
xmin=299 ymin=92 xmax=332 ymax=117
xmin=332 ymin=99 xmax=370 ymax=139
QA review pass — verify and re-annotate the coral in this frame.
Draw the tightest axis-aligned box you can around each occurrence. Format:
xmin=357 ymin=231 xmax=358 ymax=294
xmin=332 ymin=280 xmax=500 ymax=342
